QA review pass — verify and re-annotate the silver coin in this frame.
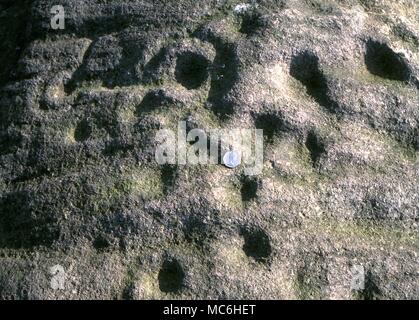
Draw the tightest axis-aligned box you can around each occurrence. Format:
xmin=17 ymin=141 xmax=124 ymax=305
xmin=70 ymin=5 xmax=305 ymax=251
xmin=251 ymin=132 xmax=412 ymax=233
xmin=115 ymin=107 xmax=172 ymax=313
xmin=223 ymin=150 xmax=241 ymax=169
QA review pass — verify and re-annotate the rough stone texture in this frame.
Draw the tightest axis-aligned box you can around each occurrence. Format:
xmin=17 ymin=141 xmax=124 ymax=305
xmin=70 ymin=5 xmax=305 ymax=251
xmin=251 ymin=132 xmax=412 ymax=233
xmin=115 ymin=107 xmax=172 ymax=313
xmin=0 ymin=0 xmax=418 ymax=300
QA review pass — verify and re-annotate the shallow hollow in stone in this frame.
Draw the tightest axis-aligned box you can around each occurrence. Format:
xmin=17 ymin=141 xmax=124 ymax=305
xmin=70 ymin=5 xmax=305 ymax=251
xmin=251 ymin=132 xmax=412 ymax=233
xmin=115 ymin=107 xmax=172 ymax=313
xmin=290 ymin=51 xmax=338 ymax=112
xmin=364 ymin=40 xmax=410 ymax=81
xmin=175 ymin=52 xmax=209 ymax=89
xmin=254 ymin=113 xmax=286 ymax=143
xmin=74 ymin=119 xmax=92 ymax=142
xmin=240 ymin=227 xmax=272 ymax=263
xmin=239 ymin=12 xmax=266 ymax=36
xmin=92 ymin=235 xmax=110 ymax=251
xmin=158 ymin=259 xmax=185 ymax=293
xmin=305 ymin=131 xmax=326 ymax=165
xmin=240 ymin=176 xmax=258 ymax=202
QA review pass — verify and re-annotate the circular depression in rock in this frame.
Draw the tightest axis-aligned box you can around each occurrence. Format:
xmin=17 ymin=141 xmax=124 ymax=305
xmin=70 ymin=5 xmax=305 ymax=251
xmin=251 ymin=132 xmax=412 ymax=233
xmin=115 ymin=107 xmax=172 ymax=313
xmin=74 ymin=120 xmax=92 ymax=142
xmin=158 ymin=259 xmax=185 ymax=293
xmin=92 ymin=236 xmax=110 ymax=251
xmin=241 ymin=227 xmax=272 ymax=263
xmin=365 ymin=40 xmax=410 ymax=81
xmin=175 ymin=52 xmax=209 ymax=89
xmin=254 ymin=113 xmax=286 ymax=143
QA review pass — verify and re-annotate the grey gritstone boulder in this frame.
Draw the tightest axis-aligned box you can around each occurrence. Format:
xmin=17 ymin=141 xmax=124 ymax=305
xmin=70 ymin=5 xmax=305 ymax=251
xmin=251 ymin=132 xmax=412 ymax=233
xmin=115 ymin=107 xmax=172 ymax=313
xmin=0 ymin=0 xmax=418 ymax=300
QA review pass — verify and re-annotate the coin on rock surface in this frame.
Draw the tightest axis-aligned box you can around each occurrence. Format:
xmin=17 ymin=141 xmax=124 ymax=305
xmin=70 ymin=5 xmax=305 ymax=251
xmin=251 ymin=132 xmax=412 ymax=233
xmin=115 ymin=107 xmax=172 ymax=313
xmin=223 ymin=150 xmax=241 ymax=169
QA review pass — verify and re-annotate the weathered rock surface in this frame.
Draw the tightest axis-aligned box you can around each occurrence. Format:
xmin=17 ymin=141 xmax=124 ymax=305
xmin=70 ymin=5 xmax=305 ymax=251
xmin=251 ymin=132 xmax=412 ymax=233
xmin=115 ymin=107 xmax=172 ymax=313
xmin=0 ymin=0 xmax=418 ymax=299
